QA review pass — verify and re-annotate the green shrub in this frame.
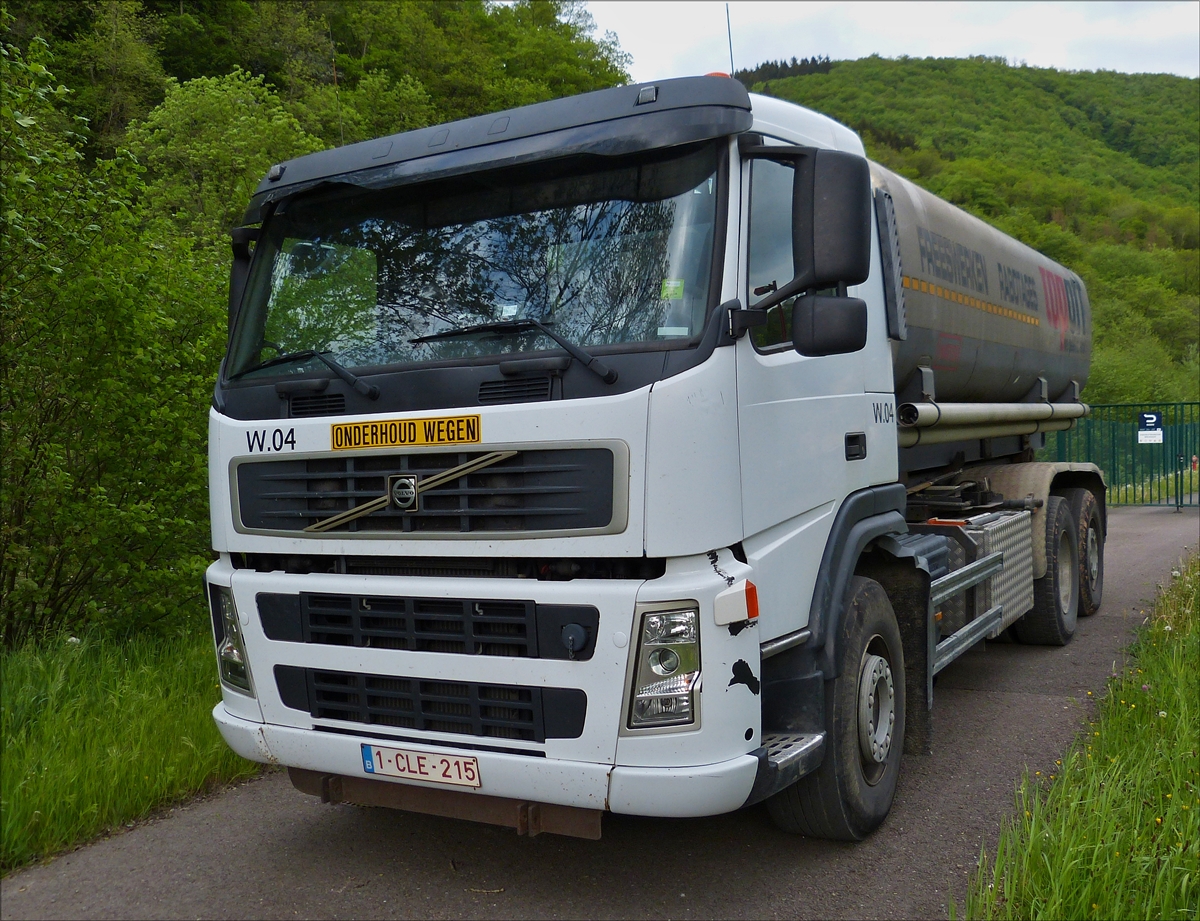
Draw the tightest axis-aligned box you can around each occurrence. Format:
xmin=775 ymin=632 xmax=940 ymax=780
xmin=1 ymin=37 xmax=225 ymax=644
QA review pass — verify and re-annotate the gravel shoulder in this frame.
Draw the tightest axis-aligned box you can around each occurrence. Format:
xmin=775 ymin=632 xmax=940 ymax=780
xmin=3 ymin=505 xmax=1196 ymax=921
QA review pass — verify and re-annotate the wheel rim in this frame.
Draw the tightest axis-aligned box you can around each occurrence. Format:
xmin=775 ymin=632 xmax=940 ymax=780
xmin=1057 ymin=529 xmax=1073 ymax=611
xmin=1086 ymin=525 xmax=1100 ymax=588
xmin=857 ymin=648 xmax=895 ymax=784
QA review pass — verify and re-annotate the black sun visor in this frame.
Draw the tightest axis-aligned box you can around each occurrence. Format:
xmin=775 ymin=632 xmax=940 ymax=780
xmin=242 ymin=76 xmax=751 ymax=224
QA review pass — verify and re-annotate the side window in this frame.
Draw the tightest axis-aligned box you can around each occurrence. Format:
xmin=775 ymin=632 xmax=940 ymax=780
xmin=747 ymin=158 xmax=797 ymax=349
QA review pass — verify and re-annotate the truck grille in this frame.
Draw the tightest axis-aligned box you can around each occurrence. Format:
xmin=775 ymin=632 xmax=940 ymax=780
xmin=236 ymin=448 xmax=613 ymax=534
xmin=305 ymin=593 xmax=535 ymax=656
xmin=274 ymin=666 xmax=586 ymax=742
xmin=257 ymin=592 xmax=599 ymax=661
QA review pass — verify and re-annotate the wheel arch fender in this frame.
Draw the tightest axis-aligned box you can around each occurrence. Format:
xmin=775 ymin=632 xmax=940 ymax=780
xmin=1050 ymin=469 xmax=1108 ymax=536
xmin=806 ymin=484 xmax=908 ymax=680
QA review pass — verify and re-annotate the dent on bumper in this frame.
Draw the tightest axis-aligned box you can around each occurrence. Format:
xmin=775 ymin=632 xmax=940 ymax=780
xmin=214 ymin=704 xmax=759 ymax=818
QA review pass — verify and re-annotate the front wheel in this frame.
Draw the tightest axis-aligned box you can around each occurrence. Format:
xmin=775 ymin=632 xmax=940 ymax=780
xmin=767 ymin=577 xmax=905 ymax=840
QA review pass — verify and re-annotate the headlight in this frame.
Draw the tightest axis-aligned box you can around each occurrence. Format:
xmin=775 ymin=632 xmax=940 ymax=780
xmin=209 ymin=584 xmax=255 ymax=696
xmin=628 ymin=606 xmax=700 ymax=728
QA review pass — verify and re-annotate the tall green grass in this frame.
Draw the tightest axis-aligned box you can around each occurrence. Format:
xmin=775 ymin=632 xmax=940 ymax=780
xmin=962 ymin=554 xmax=1200 ymax=920
xmin=1 ymin=627 xmax=258 ymax=872
xmin=1107 ymin=467 xmax=1199 ymax=506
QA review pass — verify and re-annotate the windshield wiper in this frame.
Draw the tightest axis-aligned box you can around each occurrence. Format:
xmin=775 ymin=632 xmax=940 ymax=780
xmin=230 ymin=349 xmax=380 ymax=399
xmin=411 ymin=319 xmax=618 ymax=384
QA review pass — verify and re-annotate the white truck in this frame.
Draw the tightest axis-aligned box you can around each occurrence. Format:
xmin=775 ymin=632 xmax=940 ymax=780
xmin=208 ymin=76 xmax=1106 ymax=840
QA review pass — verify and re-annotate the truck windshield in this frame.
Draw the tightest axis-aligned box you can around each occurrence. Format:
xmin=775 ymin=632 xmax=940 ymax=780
xmin=226 ymin=142 xmax=722 ymax=380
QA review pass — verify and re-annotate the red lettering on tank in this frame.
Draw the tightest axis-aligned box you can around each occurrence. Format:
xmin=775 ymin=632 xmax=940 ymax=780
xmin=1040 ymin=267 xmax=1071 ymax=350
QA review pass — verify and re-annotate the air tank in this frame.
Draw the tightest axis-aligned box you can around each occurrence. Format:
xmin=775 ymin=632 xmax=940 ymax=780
xmin=870 ymin=163 xmax=1091 ymax=404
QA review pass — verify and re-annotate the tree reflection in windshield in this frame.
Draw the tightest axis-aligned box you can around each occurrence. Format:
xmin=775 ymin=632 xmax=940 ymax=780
xmin=227 ymin=142 xmax=721 ymax=378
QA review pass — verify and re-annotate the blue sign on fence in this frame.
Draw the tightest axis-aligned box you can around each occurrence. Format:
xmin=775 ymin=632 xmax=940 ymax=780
xmin=1138 ymin=411 xmax=1164 ymax=444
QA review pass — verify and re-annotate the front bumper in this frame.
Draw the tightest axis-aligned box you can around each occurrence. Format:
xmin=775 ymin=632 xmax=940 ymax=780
xmin=214 ymin=703 xmax=759 ymax=817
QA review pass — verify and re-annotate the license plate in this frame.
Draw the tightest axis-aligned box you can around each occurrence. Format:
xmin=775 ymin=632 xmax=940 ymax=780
xmin=331 ymin=415 xmax=480 ymax=451
xmin=360 ymin=743 xmax=481 ymax=788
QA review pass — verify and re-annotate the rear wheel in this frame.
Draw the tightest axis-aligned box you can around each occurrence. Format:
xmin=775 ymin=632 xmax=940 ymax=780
xmin=1057 ymin=487 xmax=1104 ymax=616
xmin=1014 ymin=495 xmax=1079 ymax=645
xmin=767 ymin=577 xmax=905 ymax=840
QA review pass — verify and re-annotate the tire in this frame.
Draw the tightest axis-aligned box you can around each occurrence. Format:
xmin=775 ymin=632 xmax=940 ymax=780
xmin=1013 ymin=495 xmax=1079 ymax=645
xmin=767 ymin=577 xmax=905 ymax=840
xmin=1057 ymin=487 xmax=1104 ymax=616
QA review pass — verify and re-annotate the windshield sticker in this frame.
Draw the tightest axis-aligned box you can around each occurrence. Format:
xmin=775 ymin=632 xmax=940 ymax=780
xmin=660 ymin=278 xmax=685 ymax=300
xmin=331 ymin=415 xmax=481 ymax=450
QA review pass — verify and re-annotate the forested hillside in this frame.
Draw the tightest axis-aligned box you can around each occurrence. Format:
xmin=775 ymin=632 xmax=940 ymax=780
xmin=752 ymin=56 xmax=1199 ymax=404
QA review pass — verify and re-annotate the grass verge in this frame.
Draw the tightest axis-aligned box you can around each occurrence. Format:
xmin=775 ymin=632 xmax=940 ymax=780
xmin=1 ymin=627 xmax=258 ymax=873
xmin=961 ymin=553 xmax=1200 ymax=920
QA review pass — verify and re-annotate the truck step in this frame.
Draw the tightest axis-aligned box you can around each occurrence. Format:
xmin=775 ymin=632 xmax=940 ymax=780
xmin=744 ymin=733 xmax=827 ymax=806
xmin=763 ymin=732 xmax=825 ymax=770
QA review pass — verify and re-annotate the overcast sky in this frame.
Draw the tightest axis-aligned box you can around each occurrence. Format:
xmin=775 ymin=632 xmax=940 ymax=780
xmin=586 ymin=1 xmax=1200 ymax=82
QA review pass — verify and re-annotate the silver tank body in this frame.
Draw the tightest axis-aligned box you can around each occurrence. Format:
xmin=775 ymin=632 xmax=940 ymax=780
xmin=870 ymin=163 xmax=1091 ymax=403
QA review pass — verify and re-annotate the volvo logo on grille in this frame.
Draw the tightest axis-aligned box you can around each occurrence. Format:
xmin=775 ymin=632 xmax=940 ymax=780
xmin=389 ymin=475 xmax=418 ymax=511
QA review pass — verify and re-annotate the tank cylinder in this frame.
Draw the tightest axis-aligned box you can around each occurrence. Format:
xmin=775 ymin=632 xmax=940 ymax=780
xmin=871 ymin=163 xmax=1091 ymax=404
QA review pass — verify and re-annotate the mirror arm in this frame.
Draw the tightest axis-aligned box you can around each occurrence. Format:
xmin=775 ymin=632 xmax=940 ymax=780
xmin=725 ymin=298 xmax=767 ymax=338
xmin=753 ymin=276 xmax=809 ymax=313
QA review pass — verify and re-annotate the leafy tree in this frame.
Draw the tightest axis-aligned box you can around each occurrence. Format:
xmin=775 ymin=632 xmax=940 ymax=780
xmin=55 ymin=0 xmax=166 ymax=154
xmin=323 ymin=0 xmax=629 ymax=126
xmin=1 ymin=37 xmax=225 ymax=645
xmin=289 ymin=69 xmax=435 ymax=148
xmin=125 ymin=68 xmax=323 ymax=244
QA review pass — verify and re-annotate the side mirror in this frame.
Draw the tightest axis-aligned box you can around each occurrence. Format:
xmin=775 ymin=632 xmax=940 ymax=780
xmin=792 ymin=295 xmax=868 ymax=357
xmin=798 ymin=149 xmax=872 ymax=290
xmin=740 ymin=139 xmax=873 ymax=309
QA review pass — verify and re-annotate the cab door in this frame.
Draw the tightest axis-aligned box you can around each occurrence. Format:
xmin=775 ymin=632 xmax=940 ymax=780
xmin=734 ymin=151 xmax=889 ymax=640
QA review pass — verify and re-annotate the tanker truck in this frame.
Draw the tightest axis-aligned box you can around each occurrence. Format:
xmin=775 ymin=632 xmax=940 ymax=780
xmin=206 ymin=76 xmax=1106 ymax=841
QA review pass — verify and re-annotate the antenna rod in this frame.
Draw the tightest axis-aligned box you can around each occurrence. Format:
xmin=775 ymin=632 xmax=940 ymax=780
xmin=726 ymin=3 xmax=735 ymax=76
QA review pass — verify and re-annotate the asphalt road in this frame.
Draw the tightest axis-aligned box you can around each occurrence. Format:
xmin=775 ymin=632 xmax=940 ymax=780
xmin=3 ymin=504 xmax=1197 ymax=921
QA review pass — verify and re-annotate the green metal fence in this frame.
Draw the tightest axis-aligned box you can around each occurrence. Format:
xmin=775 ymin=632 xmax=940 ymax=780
xmin=1043 ymin=403 xmax=1200 ymax=507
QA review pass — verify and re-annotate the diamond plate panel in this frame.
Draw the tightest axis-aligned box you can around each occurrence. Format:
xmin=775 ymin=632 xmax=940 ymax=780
xmin=964 ymin=510 xmax=1034 ymax=635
